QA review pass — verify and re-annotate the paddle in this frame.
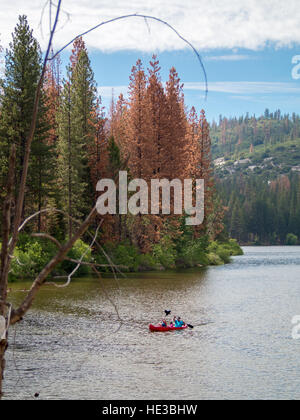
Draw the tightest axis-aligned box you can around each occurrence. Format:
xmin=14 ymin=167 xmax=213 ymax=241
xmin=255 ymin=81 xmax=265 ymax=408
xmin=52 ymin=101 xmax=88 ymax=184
xmin=164 ymin=310 xmax=193 ymax=328
xmin=163 ymin=309 xmax=194 ymax=328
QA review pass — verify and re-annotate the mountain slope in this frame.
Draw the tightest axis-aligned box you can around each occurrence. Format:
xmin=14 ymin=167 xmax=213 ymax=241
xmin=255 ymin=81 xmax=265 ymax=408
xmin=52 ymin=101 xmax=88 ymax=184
xmin=211 ymin=110 xmax=300 ymax=245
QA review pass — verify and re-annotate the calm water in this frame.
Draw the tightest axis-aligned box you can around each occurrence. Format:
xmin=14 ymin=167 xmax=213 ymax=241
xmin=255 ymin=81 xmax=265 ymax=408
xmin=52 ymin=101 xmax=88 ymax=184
xmin=3 ymin=246 xmax=300 ymax=400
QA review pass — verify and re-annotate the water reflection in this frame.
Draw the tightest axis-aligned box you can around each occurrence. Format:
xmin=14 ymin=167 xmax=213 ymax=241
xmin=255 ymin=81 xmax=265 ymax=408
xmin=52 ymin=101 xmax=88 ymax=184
xmin=4 ymin=246 xmax=300 ymax=400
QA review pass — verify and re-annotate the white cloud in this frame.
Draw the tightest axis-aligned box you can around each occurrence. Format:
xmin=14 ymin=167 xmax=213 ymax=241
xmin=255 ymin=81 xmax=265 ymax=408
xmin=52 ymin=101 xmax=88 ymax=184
xmin=97 ymin=81 xmax=300 ymax=103
xmin=184 ymin=81 xmax=300 ymax=94
xmin=0 ymin=0 xmax=300 ymax=53
xmin=98 ymin=85 xmax=128 ymax=99
xmin=230 ymin=95 xmax=260 ymax=101
xmin=205 ymin=55 xmax=253 ymax=61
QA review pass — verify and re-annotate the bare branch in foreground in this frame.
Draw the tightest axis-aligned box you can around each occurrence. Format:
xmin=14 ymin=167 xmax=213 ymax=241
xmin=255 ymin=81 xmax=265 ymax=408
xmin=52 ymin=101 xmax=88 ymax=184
xmin=32 ymin=223 xmax=124 ymax=332
xmin=64 ymin=259 xmax=128 ymax=269
xmin=16 ymin=207 xmax=125 ymax=275
xmin=44 ymin=220 xmax=103 ymax=288
xmin=8 ymin=0 xmax=62 ymax=261
xmin=91 ymin=265 xmax=123 ymax=333
xmin=0 ymin=145 xmax=16 ymax=314
xmin=10 ymin=205 xmax=97 ymax=325
xmin=49 ymin=13 xmax=208 ymax=99
xmin=31 ymin=233 xmax=62 ymax=249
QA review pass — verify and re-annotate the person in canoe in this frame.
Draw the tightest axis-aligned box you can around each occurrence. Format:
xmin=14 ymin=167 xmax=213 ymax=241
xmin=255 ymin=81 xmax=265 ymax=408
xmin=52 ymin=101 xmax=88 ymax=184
xmin=160 ymin=319 xmax=168 ymax=327
xmin=174 ymin=316 xmax=185 ymax=327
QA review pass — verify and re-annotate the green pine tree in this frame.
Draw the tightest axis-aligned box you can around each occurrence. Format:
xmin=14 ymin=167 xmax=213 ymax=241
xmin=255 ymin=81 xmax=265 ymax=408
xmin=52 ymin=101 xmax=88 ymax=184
xmin=0 ymin=15 xmax=55 ymax=227
xmin=71 ymin=48 xmax=97 ymax=212
xmin=57 ymin=42 xmax=97 ymax=237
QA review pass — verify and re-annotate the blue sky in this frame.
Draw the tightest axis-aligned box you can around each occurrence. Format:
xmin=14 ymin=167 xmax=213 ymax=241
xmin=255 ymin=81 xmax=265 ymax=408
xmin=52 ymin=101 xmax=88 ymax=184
xmin=2 ymin=0 xmax=300 ymax=122
xmin=59 ymin=47 xmax=300 ymax=122
xmin=90 ymin=48 xmax=300 ymax=122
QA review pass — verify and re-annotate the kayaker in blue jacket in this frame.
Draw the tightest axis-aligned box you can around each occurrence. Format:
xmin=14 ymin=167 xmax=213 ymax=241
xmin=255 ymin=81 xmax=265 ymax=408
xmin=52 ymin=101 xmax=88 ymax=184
xmin=174 ymin=317 xmax=180 ymax=327
xmin=176 ymin=317 xmax=185 ymax=327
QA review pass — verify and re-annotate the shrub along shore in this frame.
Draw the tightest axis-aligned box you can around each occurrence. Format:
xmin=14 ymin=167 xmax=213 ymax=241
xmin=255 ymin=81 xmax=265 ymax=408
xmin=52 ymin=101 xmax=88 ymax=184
xmin=3 ymin=234 xmax=243 ymax=281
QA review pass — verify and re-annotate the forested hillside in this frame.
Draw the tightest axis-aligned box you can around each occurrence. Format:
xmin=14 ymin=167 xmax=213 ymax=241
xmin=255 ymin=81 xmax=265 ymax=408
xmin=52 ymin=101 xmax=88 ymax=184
xmin=211 ymin=112 xmax=300 ymax=245
xmin=0 ymin=16 xmax=241 ymax=280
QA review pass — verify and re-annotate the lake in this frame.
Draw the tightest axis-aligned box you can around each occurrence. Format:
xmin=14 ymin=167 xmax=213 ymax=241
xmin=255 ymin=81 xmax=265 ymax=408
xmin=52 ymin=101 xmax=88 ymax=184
xmin=3 ymin=246 xmax=300 ymax=400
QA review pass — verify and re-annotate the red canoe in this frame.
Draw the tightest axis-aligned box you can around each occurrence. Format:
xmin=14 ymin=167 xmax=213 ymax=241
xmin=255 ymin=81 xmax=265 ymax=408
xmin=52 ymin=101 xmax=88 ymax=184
xmin=149 ymin=324 xmax=188 ymax=332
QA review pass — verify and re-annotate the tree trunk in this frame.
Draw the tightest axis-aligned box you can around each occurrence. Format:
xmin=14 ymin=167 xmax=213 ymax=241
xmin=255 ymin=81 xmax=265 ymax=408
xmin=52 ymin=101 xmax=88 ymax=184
xmin=68 ymin=82 xmax=73 ymax=238
xmin=0 ymin=339 xmax=8 ymax=399
xmin=0 ymin=3 xmax=62 ymax=399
